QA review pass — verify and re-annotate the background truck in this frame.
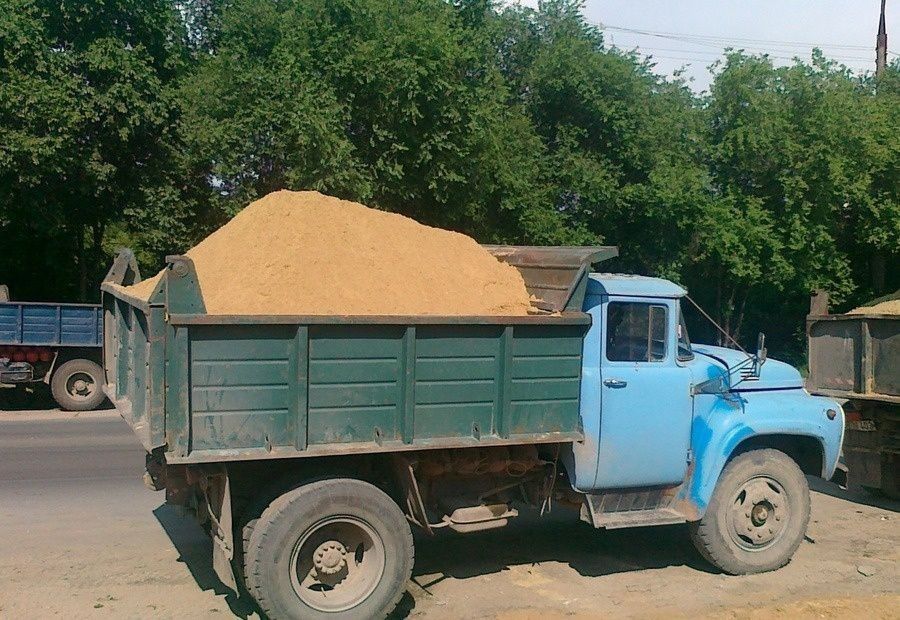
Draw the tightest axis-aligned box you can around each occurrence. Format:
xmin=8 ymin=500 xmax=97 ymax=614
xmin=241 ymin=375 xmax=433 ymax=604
xmin=102 ymin=247 xmax=844 ymax=620
xmin=807 ymin=291 xmax=898 ymax=498
xmin=0 ymin=285 xmax=105 ymax=410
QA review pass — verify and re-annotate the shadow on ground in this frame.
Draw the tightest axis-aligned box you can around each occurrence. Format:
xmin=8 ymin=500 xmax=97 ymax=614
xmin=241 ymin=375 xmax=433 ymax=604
xmin=0 ymin=383 xmax=113 ymax=412
xmin=410 ymin=506 xmax=708 ymax=587
xmin=152 ymin=485 xmax=896 ymax=619
xmin=154 ymin=505 xmax=258 ymax=619
xmin=809 ymin=475 xmax=900 ymax=512
xmin=153 ymin=501 xmax=708 ymax=619
xmin=0 ymin=384 xmax=56 ymax=410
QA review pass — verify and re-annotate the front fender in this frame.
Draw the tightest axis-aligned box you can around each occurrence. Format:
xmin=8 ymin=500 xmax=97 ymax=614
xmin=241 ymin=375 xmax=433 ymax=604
xmin=678 ymin=389 xmax=844 ymax=516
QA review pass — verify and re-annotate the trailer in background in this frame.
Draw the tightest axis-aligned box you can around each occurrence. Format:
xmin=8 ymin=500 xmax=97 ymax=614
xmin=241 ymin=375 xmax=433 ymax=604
xmin=807 ymin=291 xmax=899 ymax=498
xmin=0 ymin=286 xmax=105 ymax=410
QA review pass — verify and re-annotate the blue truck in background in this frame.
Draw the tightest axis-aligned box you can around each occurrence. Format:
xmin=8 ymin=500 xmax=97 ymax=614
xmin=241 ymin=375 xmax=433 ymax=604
xmin=0 ymin=284 xmax=106 ymax=410
xmin=102 ymin=247 xmax=845 ymax=620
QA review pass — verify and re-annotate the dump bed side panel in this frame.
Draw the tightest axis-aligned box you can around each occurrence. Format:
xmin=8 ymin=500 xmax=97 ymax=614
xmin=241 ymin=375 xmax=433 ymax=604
xmin=0 ymin=302 xmax=102 ymax=347
xmin=808 ymin=315 xmax=900 ymax=400
xmin=103 ymin=294 xmax=166 ymax=451
xmin=166 ymin=321 xmax=588 ymax=462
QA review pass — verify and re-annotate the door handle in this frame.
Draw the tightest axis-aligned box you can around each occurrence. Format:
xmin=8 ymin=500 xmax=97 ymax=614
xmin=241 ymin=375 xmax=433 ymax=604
xmin=603 ymin=378 xmax=628 ymax=388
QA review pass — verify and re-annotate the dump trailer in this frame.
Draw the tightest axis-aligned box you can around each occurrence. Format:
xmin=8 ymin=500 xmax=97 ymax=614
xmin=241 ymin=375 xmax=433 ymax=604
xmin=103 ymin=248 xmax=844 ymax=620
xmin=0 ymin=286 xmax=105 ymax=410
xmin=807 ymin=292 xmax=898 ymax=498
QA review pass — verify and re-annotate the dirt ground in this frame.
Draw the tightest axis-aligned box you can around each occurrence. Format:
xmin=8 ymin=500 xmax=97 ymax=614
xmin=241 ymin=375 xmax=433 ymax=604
xmin=0 ymin=407 xmax=897 ymax=619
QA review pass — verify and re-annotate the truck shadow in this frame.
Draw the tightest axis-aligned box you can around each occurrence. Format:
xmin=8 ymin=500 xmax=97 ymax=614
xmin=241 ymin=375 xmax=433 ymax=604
xmin=409 ymin=507 xmax=710 ymax=587
xmin=153 ymin=502 xmax=709 ymax=620
xmin=153 ymin=505 xmax=259 ymax=619
xmin=0 ymin=385 xmax=56 ymax=410
xmin=0 ymin=384 xmax=113 ymax=412
xmin=808 ymin=476 xmax=900 ymax=512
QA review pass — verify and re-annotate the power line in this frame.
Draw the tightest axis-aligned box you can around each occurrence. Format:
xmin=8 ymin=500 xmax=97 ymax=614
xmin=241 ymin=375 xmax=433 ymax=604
xmin=617 ymin=44 xmax=876 ymax=64
xmin=601 ymin=24 xmax=876 ymax=52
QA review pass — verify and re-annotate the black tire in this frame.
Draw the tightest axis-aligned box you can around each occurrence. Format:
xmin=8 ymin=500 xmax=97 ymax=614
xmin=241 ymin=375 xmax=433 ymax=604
xmin=244 ymin=478 xmax=413 ymax=620
xmin=50 ymin=358 xmax=105 ymax=411
xmin=689 ymin=448 xmax=810 ymax=575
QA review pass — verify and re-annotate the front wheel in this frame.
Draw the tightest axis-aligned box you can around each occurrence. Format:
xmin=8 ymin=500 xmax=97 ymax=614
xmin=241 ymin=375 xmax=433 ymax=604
xmin=690 ymin=448 xmax=810 ymax=574
xmin=243 ymin=478 xmax=413 ymax=620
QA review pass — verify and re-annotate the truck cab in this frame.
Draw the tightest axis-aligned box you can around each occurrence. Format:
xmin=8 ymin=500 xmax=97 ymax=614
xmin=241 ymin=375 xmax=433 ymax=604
xmin=563 ymin=273 xmax=844 ymax=568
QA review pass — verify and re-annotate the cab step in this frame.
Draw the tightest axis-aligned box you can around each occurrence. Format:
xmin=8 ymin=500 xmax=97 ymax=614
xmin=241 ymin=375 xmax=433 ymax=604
xmin=580 ymin=489 xmax=687 ymax=529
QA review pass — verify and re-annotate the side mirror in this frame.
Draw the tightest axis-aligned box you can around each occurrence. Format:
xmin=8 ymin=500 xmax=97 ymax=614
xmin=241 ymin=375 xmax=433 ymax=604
xmin=744 ymin=332 xmax=768 ymax=379
xmin=692 ymin=375 xmax=728 ymax=395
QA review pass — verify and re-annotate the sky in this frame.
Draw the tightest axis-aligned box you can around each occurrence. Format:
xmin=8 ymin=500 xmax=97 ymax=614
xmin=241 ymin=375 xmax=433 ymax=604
xmin=515 ymin=0 xmax=899 ymax=91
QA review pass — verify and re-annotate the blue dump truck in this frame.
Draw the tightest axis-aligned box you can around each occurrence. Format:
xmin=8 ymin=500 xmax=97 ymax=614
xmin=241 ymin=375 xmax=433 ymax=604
xmin=0 ymin=285 xmax=105 ymax=410
xmin=102 ymin=247 xmax=844 ymax=620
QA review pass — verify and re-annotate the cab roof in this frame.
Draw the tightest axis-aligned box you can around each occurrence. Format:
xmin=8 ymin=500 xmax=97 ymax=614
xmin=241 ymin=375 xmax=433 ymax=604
xmin=587 ymin=273 xmax=687 ymax=298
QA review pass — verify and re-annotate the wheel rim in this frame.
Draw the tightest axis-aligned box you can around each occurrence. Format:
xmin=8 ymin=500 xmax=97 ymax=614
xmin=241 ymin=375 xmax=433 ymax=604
xmin=289 ymin=516 xmax=386 ymax=613
xmin=65 ymin=371 xmax=96 ymax=401
xmin=728 ymin=475 xmax=789 ymax=551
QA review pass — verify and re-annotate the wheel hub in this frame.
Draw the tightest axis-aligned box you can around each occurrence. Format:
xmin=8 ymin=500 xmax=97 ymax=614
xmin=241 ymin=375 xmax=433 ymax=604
xmin=751 ymin=503 xmax=769 ymax=525
xmin=313 ymin=540 xmax=347 ymax=575
xmin=290 ymin=516 xmax=386 ymax=613
xmin=66 ymin=372 xmax=95 ymax=399
xmin=730 ymin=477 xmax=788 ymax=549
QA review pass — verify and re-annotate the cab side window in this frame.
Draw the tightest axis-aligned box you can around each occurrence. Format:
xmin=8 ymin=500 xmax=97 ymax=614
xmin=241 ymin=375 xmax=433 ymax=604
xmin=606 ymin=302 xmax=667 ymax=362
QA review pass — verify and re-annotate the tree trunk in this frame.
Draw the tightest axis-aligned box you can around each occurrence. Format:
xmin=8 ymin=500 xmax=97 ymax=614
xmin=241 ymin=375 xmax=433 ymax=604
xmin=77 ymin=223 xmax=87 ymax=301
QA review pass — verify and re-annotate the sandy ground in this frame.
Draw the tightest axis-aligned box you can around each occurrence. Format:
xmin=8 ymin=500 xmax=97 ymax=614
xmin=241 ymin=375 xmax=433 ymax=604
xmin=0 ymin=404 xmax=897 ymax=619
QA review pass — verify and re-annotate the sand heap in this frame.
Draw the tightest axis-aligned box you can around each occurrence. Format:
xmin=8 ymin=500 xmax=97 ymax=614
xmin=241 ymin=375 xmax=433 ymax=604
xmin=848 ymin=294 xmax=900 ymax=315
xmin=127 ymin=190 xmax=534 ymax=316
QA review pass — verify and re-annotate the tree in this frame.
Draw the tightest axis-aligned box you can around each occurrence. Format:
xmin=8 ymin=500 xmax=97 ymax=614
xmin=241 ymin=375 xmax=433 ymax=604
xmin=177 ymin=0 xmax=587 ymax=244
xmin=0 ymin=0 xmax=189 ymax=300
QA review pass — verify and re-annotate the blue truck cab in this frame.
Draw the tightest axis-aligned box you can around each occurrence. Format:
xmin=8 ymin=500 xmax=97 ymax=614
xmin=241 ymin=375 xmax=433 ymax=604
xmin=564 ymin=273 xmax=843 ymax=574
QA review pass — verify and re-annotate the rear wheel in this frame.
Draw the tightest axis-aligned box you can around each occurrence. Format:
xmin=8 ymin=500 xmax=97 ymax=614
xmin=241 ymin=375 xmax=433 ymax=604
xmin=690 ymin=449 xmax=810 ymax=574
xmin=244 ymin=478 xmax=413 ymax=620
xmin=51 ymin=358 xmax=104 ymax=411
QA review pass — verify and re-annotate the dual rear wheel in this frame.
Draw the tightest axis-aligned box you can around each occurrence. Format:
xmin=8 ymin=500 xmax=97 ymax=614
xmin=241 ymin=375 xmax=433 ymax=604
xmin=242 ymin=478 xmax=413 ymax=620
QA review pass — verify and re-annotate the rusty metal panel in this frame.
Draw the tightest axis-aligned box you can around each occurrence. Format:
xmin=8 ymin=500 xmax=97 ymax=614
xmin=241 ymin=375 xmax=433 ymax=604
xmin=483 ymin=245 xmax=618 ymax=312
xmin=807 ymin=317 xmax=861 ymax=393
xmin=870 ymin=318 xmax=900 ymax=397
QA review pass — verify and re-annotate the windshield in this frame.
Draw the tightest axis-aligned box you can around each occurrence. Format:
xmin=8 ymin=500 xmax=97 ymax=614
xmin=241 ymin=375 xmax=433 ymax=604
xmin=677 ymin=308 xmax=693 ymax=361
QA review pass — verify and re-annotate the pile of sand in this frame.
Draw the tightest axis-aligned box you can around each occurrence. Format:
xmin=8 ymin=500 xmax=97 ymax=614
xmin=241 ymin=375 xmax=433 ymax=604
xmin=127 ymin=190 xmax=534 ymax=316
xmin=849 ymin=299 xmax=900 ymax=315
xmin=848 ymin=290 xmax=900 ymax=315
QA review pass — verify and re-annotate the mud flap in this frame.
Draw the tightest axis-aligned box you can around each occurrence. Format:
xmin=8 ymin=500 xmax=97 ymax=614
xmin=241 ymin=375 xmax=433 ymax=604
xmin=204 ymin=469 xmax=238 ymax=593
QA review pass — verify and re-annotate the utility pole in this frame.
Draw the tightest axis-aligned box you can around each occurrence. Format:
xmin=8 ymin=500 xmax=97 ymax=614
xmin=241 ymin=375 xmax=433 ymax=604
xmin=872 ymin=0 xmax=888 ymax=293
xmin=876 ymin=0 xmax=887 ymax=76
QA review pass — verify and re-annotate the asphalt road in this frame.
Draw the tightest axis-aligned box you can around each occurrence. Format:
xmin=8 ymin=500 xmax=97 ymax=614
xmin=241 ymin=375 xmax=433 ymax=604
xmin=0 ymin=407 xmax=258 ymax=619
xmin=0 ymin=406 xmax=898 ymax=619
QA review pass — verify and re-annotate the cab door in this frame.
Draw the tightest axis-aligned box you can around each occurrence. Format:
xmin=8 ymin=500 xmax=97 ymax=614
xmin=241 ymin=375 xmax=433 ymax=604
xmin=594 ymin=297 xmax=693 ymax=489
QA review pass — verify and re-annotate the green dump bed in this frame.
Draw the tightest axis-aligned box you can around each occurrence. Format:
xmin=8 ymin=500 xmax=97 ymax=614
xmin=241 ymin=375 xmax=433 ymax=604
xmin=101 ymin=246 xmax=616 ymax=464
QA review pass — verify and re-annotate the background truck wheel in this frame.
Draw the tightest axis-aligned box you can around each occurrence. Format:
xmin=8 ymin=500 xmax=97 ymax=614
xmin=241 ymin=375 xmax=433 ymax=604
xmin=50 ymin=358 xmax=105 ymax=411
xmin=689 ymin=448 xmax=810 ymax=575
xmin=244 ymin=478 xmax=413 ymax=620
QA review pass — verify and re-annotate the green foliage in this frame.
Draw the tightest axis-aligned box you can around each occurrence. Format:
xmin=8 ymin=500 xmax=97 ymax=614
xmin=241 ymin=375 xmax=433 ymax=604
xmin=1 ymin=0 xmax=897 ymax=361
xmin=0 ymin=0 xmax=192 ymax=299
